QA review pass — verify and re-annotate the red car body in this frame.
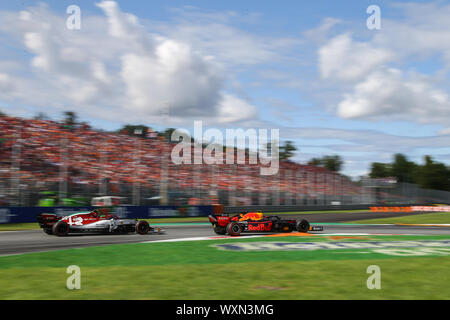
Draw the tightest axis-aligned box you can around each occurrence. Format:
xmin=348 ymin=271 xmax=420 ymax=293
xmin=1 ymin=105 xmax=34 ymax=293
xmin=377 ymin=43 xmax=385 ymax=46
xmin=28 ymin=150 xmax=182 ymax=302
xmin=209 ymin=212 xmax=323 ymax=236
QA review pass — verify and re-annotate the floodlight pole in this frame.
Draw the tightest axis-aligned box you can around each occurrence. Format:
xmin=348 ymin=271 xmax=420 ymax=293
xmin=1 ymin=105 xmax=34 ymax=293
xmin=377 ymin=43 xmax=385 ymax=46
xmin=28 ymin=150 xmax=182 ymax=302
xmin=59 ymin=132 xmax=68 ymax=205
xmin=159 ymin=138 xmax=169 ymax=205
xmin=10 ymin=124 xmax=21 ymax=206
xmin=133 ymin=135 xmax=141 ymax=206
xmin=99 ymin=137 xmax=107 ymax=196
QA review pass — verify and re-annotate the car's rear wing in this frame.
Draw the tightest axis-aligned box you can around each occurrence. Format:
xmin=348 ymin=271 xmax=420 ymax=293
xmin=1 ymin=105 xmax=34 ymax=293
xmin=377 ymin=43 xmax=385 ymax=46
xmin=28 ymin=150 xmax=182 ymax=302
xmin=36 ymin=213 xmax=60 ymax=228
xmin=208 ymin=214 xmax=232 ymax=227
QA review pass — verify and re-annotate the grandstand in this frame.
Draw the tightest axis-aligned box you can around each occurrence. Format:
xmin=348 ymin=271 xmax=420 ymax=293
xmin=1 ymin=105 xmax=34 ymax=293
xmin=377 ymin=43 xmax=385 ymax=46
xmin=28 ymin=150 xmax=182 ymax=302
xmin=0 ymin=116 xmax=364 ymax=206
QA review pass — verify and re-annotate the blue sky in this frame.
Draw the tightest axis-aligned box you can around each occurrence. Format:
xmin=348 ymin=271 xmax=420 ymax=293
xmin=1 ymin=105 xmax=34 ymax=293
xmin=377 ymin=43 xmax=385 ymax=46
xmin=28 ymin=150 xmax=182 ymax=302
xmin=0 ymin=0 xmax=450 ymax=177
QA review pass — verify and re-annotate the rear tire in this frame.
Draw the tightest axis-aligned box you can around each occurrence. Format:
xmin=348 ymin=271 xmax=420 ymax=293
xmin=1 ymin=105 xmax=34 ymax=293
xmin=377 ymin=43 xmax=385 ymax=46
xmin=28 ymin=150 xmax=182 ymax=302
xmin=44 ymin=229 xmax=53 ymax=235
xmin=226 ymin=222 xmax=242 ymax=236
xmin=52 ymin=221 xmax=69 ymax=237
xmin=214 ymin=226 xmax=226 ymax=235
xmin=136 ymin=220 xmax=150 ymax=235
xmin=296 ymin=219 xmax=310 ymax=233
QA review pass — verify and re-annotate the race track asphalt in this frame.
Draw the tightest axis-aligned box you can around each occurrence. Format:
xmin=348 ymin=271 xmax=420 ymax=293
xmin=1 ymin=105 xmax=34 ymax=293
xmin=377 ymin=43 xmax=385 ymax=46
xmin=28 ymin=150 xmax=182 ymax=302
xmin=1 ymin=211 xmax=449 ymax=256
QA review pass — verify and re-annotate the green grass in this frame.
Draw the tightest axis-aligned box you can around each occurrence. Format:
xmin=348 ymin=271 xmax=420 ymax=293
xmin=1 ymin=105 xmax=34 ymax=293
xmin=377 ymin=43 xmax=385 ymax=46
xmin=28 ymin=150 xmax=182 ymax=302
xmin=0 ymin=223 xmax=39 ymax=231
xmin=1 ymin=234 xmax=450 ymax=299
xmin=352 ymin=212 xmax=450 ymax=225
xmin=2 ymin=258 xmax=450 ymax=300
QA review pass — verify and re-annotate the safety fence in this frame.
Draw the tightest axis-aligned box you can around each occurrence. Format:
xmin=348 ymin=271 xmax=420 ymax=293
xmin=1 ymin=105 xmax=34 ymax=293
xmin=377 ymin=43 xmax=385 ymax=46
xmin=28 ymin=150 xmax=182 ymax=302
xmin=1 ymin=203 xmax=440 ymax=224
xmin=0 ymin=205 xmax=215 ymax=224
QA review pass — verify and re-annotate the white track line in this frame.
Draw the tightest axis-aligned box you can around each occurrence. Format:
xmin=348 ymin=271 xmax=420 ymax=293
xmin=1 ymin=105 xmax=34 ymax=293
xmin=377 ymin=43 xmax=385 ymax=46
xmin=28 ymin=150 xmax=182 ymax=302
xmin=142 ymin=232 xmax=433 ymax=243
xmin=142 ymin=235 xmax=265 ymax=243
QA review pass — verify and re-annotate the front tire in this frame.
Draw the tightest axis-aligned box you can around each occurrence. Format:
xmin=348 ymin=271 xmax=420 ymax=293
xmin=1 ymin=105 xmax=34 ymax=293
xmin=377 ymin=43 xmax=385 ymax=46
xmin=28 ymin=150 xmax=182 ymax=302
xmin=136 ymin=220 xmax=150 ymax=235
xmin=296 ymin=219 xmax=310 ymax=233
xmin=226 ymin=222 xmax=242 ymax=236
xmin=52 ymin=221 xmax=69 ymax=236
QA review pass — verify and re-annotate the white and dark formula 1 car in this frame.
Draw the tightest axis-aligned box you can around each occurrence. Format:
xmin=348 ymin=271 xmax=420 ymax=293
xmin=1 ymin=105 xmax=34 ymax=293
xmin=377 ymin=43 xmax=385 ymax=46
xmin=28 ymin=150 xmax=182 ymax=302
xmin=37 ymin=208 xmax=165 ymax=236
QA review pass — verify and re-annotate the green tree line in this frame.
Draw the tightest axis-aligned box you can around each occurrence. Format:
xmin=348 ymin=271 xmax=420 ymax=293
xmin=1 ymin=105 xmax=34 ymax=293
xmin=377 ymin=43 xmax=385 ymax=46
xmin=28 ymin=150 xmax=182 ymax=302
xmin=369 ymin=154 xmax=450 ymax=191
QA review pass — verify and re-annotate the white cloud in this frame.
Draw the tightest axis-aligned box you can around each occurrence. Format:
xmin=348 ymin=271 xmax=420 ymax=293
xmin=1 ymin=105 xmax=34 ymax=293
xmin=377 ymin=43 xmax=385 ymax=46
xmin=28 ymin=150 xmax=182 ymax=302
xmin=282 ymin=126 xmax=450 ymax=176
xmin=318 ymin=33 xmax=393 ymax=81
xmin=0 ymin=73 xmax=12 ymax=92
xmin=316 ymin=3 xmax=450 ymax=128
xmin=151 ymin=9 xmax=302 ymax=66
xmin=217 ymin=94 xmax=257 ymax=123
xmin=0 ymin=1 xmax=257 ymax=125
xmin=337 ymin=68 xmax=450 ymax=122
xmin=119 ymin=42 xmax=223 ymax=117
xmin=439 ymin=128 xmax=450 ymax=135
xmin=378 ymin=2 xmax=450 ymax=67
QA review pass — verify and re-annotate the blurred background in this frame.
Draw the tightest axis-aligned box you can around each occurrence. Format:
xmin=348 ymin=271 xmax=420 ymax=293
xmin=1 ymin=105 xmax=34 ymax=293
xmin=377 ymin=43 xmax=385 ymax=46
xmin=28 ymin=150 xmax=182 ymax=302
xmin=0 ymin=1 xmax=450 ymax=209
xmin=1 ymin=111 xmax=449 ymax=208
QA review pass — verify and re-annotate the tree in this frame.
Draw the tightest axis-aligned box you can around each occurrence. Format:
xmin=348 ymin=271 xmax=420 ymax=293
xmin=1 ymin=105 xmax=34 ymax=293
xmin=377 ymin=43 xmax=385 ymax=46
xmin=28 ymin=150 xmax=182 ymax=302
xmin=160 ymin=128 xmax=176 ymax=141
xmin=391 ymin=154 xmax=416 ymax=183
xmin=63 ymin=111 xmax=77 ymax=126
xmin=414 ymin=156 xmax=450 ymax=191
xmin=368 ymin=154 xmax=450 ymax=191
xmin=322 ymin=155 xmax=343 ymax=172
xmin=369 ymin=162 xmax=392 ymax=178
xmin=118 ymin=125 xmax=151 ymax=138
xmin=34 ymin=112 xmax=50 ymax=121
xmin=307 ymin=155 xmax=343 ymax=172
xmin=308 ymin=158 xmax=322 ymax=167
xmin=279 ymin=141 xmax=297 ymax=160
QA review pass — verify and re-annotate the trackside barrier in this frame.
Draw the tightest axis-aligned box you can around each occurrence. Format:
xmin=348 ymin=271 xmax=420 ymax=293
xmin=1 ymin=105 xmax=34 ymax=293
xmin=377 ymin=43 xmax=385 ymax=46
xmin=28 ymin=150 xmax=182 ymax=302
xmin=0 ymin=205 xmax=214 ymax=224
xmin=370 ymin=206 xmax=450 ymax=212
xmin=224 ymin=204 xmax=432 ymax=214
xmin=411 ymin=206 xmax=450 ymax=212
xmin=224 ymin=204 xmax=374 ymax=214
xmin=0 ymin=203 xmax=441 ymax=224
xmin=370 ymin=207 xmax=412 ymax=212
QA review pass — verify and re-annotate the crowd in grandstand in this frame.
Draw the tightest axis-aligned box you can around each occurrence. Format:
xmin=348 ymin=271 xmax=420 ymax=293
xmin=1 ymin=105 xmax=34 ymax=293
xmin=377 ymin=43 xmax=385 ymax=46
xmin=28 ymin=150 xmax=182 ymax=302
xmin=0 ymin=116 xmax=362 ymax=205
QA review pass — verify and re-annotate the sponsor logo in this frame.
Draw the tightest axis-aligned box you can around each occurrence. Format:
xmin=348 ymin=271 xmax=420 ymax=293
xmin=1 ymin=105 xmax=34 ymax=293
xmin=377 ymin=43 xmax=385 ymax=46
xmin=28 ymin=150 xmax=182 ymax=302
xmin=72 ymin=216 xmax=83 ymax=226
xmin=248 ymin=222 xmax=272 ymax=232
xmin=0 ymin=208 xmax=12 ymax=223
xmin=212 ymin=240 xmax=450 ymax=252
xmin=148 ymin=208 xmax=179 ymax=217
xmin=114 ymin=207 xmax=129 ymax=218
xmin=187 ymin=206 xmax=200 ymax=217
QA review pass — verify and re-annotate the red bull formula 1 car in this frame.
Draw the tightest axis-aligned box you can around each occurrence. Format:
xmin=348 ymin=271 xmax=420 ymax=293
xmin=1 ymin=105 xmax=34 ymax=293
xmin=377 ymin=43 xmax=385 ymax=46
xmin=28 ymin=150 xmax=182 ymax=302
xmin=208 ymin=212 xmax=323 ymax=236
xmin=37 ymin=208 xmax=164 ymax=236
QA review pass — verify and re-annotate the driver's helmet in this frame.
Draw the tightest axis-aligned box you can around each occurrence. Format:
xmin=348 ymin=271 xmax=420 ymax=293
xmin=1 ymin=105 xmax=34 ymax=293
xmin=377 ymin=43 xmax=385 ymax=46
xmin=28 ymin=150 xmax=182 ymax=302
xmin=93 ymin=208 xmax=109 ymax=217
xmin=239 ymin=211 xmax=263 ymax=221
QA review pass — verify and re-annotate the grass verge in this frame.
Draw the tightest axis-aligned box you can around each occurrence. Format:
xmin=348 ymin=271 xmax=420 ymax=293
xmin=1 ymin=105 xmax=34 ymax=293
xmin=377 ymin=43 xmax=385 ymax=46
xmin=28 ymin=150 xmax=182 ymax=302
xmin=352 ymin=212 xmax=450 ymax=225
xmin=1 ymin=234 xmax=450 ymax=299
